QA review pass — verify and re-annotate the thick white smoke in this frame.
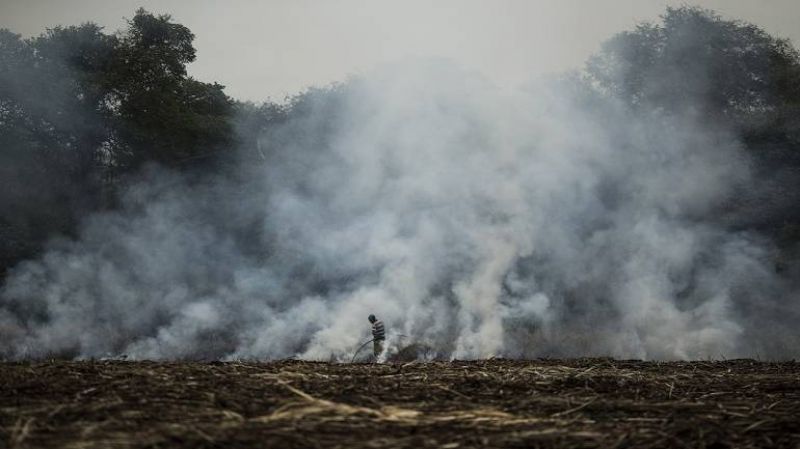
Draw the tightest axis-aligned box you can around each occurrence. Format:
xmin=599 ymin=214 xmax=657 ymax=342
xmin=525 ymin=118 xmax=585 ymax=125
xmin=1 ymin=61 xmax=795 ymax=360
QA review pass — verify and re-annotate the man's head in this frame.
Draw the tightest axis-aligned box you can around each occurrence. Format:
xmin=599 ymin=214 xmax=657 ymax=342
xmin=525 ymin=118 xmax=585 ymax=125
xmin=368 ymin=314 xmax=377 ymax=323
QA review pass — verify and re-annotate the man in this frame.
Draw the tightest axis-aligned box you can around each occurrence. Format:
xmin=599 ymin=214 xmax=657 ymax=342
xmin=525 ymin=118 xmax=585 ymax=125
xmin=368 ymin=314 xmax=385 ymax=359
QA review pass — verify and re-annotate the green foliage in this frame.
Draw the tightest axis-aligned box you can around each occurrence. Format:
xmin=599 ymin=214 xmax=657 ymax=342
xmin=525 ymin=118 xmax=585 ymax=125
xmin=587 ymin=6 xmax=800 ymax=251
xmin=107 ymin=9 xmax=233 ymax=166
xmin=587 ymin=7 xmax=800 ymax=117
xmin=2 ymin=5 xmax=800 ymax=278
xmin=0 ymin=27 xmax=109 ymax=276
xmin=0 ymin=9 xmax=235 ymax=277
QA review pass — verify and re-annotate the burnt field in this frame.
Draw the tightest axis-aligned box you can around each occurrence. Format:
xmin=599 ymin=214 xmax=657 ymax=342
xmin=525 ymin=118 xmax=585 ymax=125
xmin=1 ymin=359 xmax=799 ymax=448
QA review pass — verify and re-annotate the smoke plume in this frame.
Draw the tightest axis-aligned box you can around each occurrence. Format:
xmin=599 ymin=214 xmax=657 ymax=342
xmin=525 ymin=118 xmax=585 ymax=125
xmin=1 ymin=60 xmax=797 ymax=361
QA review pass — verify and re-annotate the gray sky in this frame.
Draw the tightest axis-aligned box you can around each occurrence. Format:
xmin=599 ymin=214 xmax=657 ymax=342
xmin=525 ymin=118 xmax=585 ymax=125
xmin=2 ymin=0 xmax=799 ymax=101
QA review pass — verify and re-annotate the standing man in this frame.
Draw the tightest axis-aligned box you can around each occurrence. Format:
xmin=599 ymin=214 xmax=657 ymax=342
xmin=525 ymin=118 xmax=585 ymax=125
xmin=368 ymin=314 xmax=385 ymax=359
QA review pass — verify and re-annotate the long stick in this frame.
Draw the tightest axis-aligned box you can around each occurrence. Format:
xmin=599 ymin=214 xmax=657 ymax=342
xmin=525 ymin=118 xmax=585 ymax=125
xmin=350 ymin=339 xmax=375 ymax=363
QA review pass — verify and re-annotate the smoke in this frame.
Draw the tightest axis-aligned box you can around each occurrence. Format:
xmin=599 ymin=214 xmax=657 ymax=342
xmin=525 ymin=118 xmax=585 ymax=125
xmin=1 ymin=60 xmax=797 ymax=361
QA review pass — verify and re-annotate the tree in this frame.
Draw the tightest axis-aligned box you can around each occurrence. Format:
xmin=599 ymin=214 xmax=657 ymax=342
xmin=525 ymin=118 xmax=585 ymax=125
xmin=587 ymin=7 xmax=800 ymax=120
xmin=0 ymin=26 xmax=113 ymax=277
xmin=107 ymin=9 xmax=234 ymax=167
xmin=587 ymin=6 xmax=800 ymax=256
xmin=0 ymin=9 xmax=236 ymax=278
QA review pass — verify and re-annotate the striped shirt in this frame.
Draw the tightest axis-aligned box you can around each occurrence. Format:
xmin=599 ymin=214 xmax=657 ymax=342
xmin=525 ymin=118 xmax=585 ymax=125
xmin=372 ymin=320 xmax=386 ymax=341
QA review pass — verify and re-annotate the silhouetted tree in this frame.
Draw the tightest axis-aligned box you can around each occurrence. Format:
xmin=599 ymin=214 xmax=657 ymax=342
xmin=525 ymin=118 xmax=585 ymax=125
xmin=107 ymin=9 xmax=234 ymax=167
xmin=0 ymin=9 xmax=235 ymax=278
xmin=587 ymin=6 xmax=800 ymax=259
xmin=588 ymin=7 xmax=800 ymax=120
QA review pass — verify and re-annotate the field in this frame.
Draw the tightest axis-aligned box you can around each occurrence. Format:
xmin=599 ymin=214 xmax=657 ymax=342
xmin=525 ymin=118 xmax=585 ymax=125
xmin=2 ymin=359 xmax=799 ymax=448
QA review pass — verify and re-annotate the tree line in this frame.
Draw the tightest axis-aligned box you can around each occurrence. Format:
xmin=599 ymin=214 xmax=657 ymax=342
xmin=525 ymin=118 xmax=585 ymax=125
xmin=1 ymin=6 xmax=799 ymax=279
xmin=0 ymin=9 xmax=234 ymax=276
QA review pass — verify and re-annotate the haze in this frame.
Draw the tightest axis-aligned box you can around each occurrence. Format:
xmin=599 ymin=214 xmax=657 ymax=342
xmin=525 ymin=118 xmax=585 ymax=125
xmin=1 ymin=0 xmax=799 ymax=101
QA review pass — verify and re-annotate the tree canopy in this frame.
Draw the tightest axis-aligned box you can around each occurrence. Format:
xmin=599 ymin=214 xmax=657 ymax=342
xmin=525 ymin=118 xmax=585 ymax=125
xmin=0 ymin=9 xmax=234 ymax=277
xmin=1 ymin=6 xmax=800 ymax=280
xmin=588 ymin=7 xmax=800 ymax=119
xmin=587 ymin=7 xmax=800 ymax=249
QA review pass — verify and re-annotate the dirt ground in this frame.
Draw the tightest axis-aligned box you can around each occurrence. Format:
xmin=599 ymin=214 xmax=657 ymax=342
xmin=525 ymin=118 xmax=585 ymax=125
xmin=1 ymin=358 xmax=798 ymax=448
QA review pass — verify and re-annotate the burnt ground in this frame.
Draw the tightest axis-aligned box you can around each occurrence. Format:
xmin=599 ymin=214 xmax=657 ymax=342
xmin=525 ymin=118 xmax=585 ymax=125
xmin=1 ymin=359 xmax=799 ymax=448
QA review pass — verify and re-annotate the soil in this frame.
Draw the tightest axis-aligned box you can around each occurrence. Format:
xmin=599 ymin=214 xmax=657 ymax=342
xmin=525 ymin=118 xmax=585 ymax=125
xmin=1 ymin=358 xmax=798 ymax=448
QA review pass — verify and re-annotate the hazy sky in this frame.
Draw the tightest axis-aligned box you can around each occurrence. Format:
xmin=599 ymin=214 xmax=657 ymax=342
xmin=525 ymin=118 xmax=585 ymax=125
xmin=2 ymin=0 xmax=799 ymax=101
